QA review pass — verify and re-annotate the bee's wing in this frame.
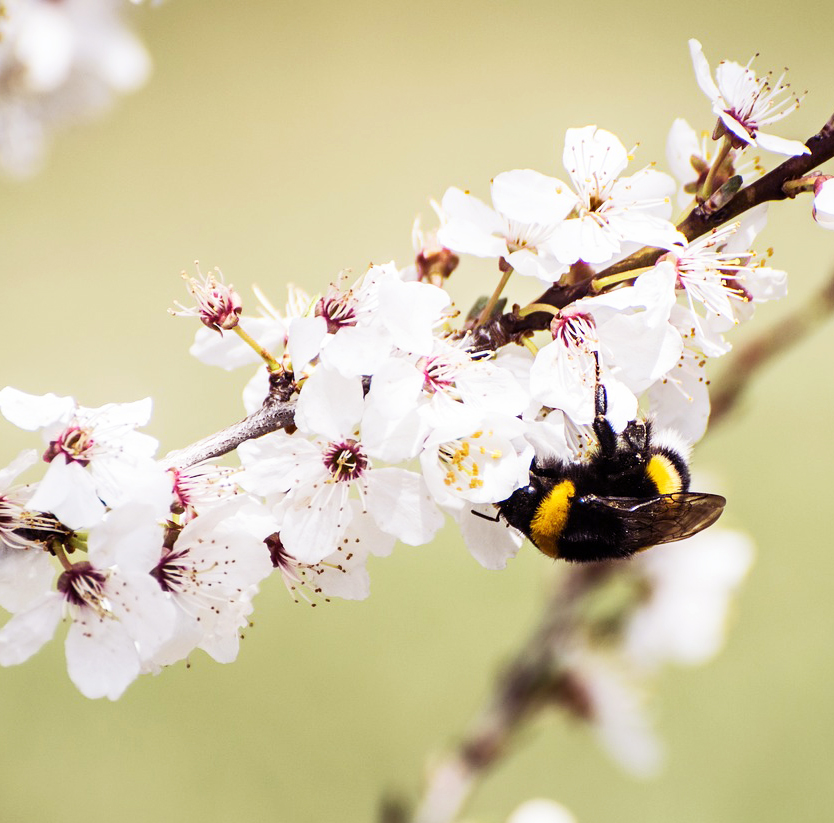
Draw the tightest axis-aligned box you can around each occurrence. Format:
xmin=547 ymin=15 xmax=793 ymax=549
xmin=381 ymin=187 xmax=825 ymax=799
xmin=577 ymin=492 xmax=726 ymax=553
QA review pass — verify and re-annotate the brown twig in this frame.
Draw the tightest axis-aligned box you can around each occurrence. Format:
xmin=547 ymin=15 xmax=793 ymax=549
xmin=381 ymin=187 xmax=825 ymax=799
xmin=159 ymin=369 xmax=296 ymax=471
xmin=472 ymin=113 xmax=834 ymax=350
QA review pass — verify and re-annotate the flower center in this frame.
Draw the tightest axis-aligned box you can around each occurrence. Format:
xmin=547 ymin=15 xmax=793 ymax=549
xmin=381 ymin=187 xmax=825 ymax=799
xmin=550 ymin=310 xmax=597 ymax=353
xmin=420 ymin=354 xmax=460 ymax=394
xmin=57 ymin=561 xmax=110 ymax=614
xmin=43 ymin=425 xmax=95 ymax=466
xmin=316 ymin=293 xmax=357 ymax=334
xmin=438 ymin=431 xmax=502 ymax=493
xmin=151 ymin=549 xmax=191 ymax=594
xmin=321 ymin=440 xmax=368 ymax=482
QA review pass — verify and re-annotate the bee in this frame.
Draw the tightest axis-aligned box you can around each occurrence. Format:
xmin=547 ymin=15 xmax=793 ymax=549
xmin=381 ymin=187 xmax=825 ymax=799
xmin=494 ymin=370 xmax=726 ymax=562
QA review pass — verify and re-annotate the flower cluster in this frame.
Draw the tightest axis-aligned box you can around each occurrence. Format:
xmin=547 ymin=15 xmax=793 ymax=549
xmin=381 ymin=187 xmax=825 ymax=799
xmin=0 ymin=0 xmax=150 ymax=177
xmin=0 ymin=37 xmax=820 ymax=703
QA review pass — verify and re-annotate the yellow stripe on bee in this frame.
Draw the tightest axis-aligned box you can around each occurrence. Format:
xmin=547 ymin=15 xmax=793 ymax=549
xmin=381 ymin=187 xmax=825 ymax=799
xmin=646 ymin=454 xmax=683 ymax=495
xmin=530 ymin=479 xmax=575 ymax=558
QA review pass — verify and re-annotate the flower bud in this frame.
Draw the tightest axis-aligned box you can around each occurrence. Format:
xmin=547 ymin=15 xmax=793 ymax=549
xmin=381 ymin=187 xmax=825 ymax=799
xmin=813 ymin=177 xmax=834 ymax=229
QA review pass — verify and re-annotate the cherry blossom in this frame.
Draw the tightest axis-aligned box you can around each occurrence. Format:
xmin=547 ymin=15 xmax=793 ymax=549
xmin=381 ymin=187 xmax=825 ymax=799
xmin=689 ymin=38 xmax=809 ymax=157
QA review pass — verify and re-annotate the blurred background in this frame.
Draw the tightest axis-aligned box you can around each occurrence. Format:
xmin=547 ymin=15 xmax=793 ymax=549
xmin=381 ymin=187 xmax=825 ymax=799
xmin=1 ymin=1 xmax=833 ymax=821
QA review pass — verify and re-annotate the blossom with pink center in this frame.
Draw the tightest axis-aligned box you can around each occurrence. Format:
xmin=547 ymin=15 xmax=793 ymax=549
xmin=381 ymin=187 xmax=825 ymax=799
xmin=689 ymin=39 xmax=809 ymax=157
xmin=0 ymin=502 xmax=176 ymax=700
xmin=0 ymin=388 xmax=170 ymax=529
xmin=172 ymin=264 xmax=243 ymax=333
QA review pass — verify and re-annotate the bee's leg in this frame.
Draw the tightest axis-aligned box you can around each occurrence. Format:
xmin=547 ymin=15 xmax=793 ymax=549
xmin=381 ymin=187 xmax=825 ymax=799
xmin=591 ymin=351 xmax=618 ymax=458
xmin=471 ymin=508 xmax=501 ymax=523
xmin=530 ymin=457 xmax=557 ymax=479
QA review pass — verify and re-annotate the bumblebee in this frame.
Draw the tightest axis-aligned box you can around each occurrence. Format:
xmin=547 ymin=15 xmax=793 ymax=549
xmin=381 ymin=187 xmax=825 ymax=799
xmin=495 ymin=376 xmax=726 ymax=562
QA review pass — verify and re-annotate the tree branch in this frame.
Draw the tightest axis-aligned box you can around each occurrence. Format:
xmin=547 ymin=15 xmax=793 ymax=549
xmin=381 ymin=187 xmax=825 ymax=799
xmin=160 ymin=369 xmax=296 ymax=471
xmin=472 ymin=112 xmax=834 ymax=348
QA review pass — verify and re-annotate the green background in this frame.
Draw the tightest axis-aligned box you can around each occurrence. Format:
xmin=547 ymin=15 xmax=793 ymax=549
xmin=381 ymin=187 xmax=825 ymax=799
xmin=1 ymin=1 xmax=833 ymax=821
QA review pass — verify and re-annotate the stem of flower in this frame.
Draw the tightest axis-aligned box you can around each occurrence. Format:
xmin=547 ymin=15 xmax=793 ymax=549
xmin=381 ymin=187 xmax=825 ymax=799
xmin=233 ymin=324 xmax=282 ymax=371
xmin=517 ymin=302 xmax=560 ymax=318
xmin=476 ymin=262 xmax=514 ymax=327
xmin=590 ymin=267 xmax=650 ymax=293
xmin=699 ymin=136 xmax=732 ymax=201
xmin=53 ymin=541 xmax=74 ymax=572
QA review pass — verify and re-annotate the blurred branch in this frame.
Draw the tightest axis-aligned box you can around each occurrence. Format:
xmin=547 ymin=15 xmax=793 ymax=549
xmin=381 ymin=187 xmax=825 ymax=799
xmin=403 ymin=565 xmax=612 ymax=823
xmin=403 ymin=259 xmax=834 ymax=823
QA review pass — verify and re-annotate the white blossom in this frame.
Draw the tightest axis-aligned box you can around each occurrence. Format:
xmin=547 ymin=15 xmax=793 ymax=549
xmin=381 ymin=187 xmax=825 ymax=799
xmin=507 ymin=800 xmax=577 ymax=823
xmin=0 ymin=0 xmax=151 ymax=177
xmin=543 ymin=126 xmax=684 ymax=266
xmin=0 ymin=449 xmax=57 ymax=613
xmin=689 ymin=39 xmax=809 ymax=157
xmin=436 ymin=171 xmax=574 ymax=282
xmin=0 ymin=388 xmax=169 ymax=528
xmin=0 ymin=502 xmax=176 ymax=700
xmin=149 ymin=502 xmax=274 ymax=666
xmin=624 ymin=527 xmax=754 ymax=669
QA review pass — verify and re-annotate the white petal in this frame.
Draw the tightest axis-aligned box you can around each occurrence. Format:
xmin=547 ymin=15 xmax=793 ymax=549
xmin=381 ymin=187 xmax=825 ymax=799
xmin=814 ymin=179 xmax=834 ymax=228
xmin=287 ymin=315 xmax=328 ymax=375
xmin=0 ymin=545 xmax=56 ymax=613
xmin=753 ymin=131 xmax=810 ymax=157
xmin=238 ymin=433 xmax=325 ymax=497
xmin=97 ymin=28 xmax=151 ymax=92
xmin=508 ymin=799 xmax=577 ymax=823
xmin=364 ymin=468 xmax=444 ymax=546
xmin=242 ymin=366 xmax=271 ymax=414
xmin=81 ymin=397 xmax=153 ymax=430
xmin=14 ymin=6 xmax=74 ymax=93
xmin=150 ymin=607 xmax=203 ymax=667
xmin=365 ymin=357 xmax=424 ymax=419
xmin=562 ymin=126 xmax=629 ymax=194
xmin=361 ymin=403 xmax=428 ymax=462
xmin=666 ymin=118 xmax=702 ymax=186
xmin=610 ymin=167 xmax=676 ymax=209
xmin=529 ymin=344 xmax=595 ymax=424
xmin=458 ymin=504 xmax=523 ymax=569
xmin=294 ymin=368 xmax=364 ymax=440
xmin=108 ymin=572 xmax=177 ymax=661
xmin=321 ymin=325 xmax=394 ymax=377
xmin=440 ymin=186 xmax=504 ymax=234
xmin=278 ymin=483 xmax=353 ymax=564
xmin=27 ymin=457 xmax=106 ymax=529
xmin=190 ymin=316 xmax=286 ymax=371
xmin=65 ymin=616 xmax=140 ymax=700
xmin=0 ymin=592 xmax=62 ymax=665
xmin=505 ymin=248 xmax=565 ymax=282
xmin=688 ymin=39 xmax=720 ymax=102
xmin=490 ymin=169 xmax=574 ymax=226
xmin=546 ymin=216 xmax=621 ymax=266
xmin=87 ymin=503 xmax=165 ymax=572
xmin=436 ymin=187 xmax=508 ymax=258
xmin=716 ymin=108 xmax=754 ymax=145
xmin=0 ymin=387 xmax=74 ymax=431
xmin=0 ymin=448 xmax=38 ymax=489
xmin=378 ymin=279 xmax=451 ymax=356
